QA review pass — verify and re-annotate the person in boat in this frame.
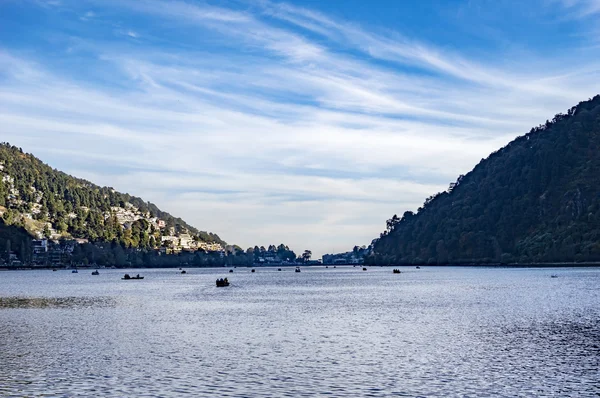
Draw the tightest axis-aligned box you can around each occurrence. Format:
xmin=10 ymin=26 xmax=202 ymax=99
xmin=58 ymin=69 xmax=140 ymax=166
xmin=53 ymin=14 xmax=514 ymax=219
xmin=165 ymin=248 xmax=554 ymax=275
xmin=136 ymin=274 xmax=140 ymax=278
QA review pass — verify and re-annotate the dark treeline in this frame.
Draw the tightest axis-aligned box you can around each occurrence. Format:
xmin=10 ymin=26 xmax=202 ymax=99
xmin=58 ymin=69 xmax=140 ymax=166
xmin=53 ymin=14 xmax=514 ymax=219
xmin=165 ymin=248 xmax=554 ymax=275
xmin=71 ymin=243 xmax=253 ymax=268
xmin=245 ymin=244 xmax=298 ymax=262
xmin=0 ymin=219 xmax=32 ymax=263
xmin=369 ymin=95 xmax=600 ymax=265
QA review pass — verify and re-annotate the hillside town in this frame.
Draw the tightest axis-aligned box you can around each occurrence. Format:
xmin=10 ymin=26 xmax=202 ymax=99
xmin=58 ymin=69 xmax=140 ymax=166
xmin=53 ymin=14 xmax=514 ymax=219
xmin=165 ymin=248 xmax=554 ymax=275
xmin=0 ymin=200 xmax=225 ymax=267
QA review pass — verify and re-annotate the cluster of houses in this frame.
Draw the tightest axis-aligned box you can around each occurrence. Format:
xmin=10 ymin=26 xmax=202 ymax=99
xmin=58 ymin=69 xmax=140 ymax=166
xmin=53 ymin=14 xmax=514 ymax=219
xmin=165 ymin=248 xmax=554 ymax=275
xmin=0 ymin=239 xmax=87 ymax=267
xmin=112 ymin=205 xmax=224 ymax=254
xmin=18 ymin=234 xmax=224 ymax=267
xmin=322 ymin=250 xmax=367 ymax=265
xmin=159 ymin=234 xmax=223 ymax=254
xmin=3 ymin=205 xmax=225 ymax=267
xmin=30 ymin=239 xmax=82 ymax=266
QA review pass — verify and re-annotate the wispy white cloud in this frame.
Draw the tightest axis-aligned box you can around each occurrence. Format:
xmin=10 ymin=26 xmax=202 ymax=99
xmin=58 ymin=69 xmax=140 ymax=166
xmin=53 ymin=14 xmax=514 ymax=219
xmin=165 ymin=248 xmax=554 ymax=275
xmin=79 ymin=10 xmax=95 ymax=21
xmin=556 ymin=0 xmax=600 ymax=16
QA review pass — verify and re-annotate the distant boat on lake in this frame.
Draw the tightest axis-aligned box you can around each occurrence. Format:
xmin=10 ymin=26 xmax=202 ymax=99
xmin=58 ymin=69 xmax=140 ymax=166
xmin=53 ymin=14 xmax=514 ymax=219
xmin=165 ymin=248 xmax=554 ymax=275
xmin=295 ymin=267 xmax=301 ymax=273
xmin=122 ymin=274 xmax=144 ymax=280
xmin=91 ymin=270 xmax=99 ymax=275
xmin=72 ymin=269 xmax=78 ymax=273
xmin=216 ymin=278 xmax=230 ymax=287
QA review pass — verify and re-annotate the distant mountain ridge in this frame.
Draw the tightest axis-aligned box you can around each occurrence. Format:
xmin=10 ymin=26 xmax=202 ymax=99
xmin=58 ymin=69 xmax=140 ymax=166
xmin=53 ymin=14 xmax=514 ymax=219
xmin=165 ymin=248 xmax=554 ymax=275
xmin=0 ymin=143 xmax=226 ymax=251
xmin=370 ymin=95 xmax=600 ymax=265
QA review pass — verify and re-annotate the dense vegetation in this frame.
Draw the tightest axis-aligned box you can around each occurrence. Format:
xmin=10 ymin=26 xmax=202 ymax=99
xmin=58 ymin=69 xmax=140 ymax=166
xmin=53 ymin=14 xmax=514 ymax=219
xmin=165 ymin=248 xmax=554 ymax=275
xmin=246 ymin=244 xmax=298 ymax=263
xmin=370 ymin=95 xmax=600 ymax=265
xmin=0 ymin=143 xmax=224 ymax=258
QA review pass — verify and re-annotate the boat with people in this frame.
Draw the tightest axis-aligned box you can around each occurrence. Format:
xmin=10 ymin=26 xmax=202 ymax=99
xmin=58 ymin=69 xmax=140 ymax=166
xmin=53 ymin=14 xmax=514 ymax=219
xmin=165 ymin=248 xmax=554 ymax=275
xmin=295 ymin=267 xmax=301 ymax=273
xmin=229 ymin=269 xmax=233 ymax=273
xmin=216 ymin=278 xmax=230 ymax=287
xmin=251 ymin=269 xmax=256 ymax=273
xmin=91 ymin=270 xmax=99 ymax=275
xmin=393 ymin=269 xmax=401 ymax=274
xmin=122 ymin=273 xmax=144 ymax=280
xmin=72 ymin=269 xmax=78 ymax=273
xmin=181 ymin=270 xmax=187 ymax=274
xmin=363 ymin=267 xmax=367 ymax=271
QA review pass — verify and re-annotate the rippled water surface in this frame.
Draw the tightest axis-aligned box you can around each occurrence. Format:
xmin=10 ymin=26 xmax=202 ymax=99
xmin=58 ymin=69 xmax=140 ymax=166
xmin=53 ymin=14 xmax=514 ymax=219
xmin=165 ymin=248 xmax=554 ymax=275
xmin=1 ymin=266 xmax=598 ymax=397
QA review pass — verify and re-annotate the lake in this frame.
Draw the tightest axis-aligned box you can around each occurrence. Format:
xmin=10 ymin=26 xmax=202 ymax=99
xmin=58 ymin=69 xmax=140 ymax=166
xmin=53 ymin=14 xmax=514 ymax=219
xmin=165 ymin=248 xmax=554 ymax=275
xmin=0 ymin=266 xmax=598 ymax=397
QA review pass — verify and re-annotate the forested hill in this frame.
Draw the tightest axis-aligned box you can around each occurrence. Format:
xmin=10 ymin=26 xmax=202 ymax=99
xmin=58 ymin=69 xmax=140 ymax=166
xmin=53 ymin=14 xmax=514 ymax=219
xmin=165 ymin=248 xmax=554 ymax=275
xmin=370 ymin=95 xmax=600 ymax=265
xmin=0 ymin=143 xmax=226 ymax=249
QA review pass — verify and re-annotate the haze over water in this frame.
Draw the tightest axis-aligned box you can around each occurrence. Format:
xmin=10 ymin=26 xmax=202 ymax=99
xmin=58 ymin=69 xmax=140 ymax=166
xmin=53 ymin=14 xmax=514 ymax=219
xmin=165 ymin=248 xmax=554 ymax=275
xmin=1 ymin=267 xmax=599 ymax=397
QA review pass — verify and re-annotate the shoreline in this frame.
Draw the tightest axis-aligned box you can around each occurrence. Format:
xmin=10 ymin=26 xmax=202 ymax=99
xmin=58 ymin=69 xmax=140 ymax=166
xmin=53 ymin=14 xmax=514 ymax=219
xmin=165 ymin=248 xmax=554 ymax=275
xmin=2 ymin=262 xmax=600 ymax=271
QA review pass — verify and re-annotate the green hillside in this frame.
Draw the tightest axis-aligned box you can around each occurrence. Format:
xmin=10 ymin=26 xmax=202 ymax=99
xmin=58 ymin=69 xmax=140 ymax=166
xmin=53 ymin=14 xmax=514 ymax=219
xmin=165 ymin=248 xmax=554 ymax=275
xmin=0 ymin=143 xmax=225 ymax=253
xmin=370 ymin=95 xmax=600 ymax=265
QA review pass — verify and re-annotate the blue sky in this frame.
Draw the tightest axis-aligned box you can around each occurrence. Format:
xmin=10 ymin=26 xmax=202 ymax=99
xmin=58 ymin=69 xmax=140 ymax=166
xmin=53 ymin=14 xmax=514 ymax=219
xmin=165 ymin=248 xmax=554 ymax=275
xmin=1 ymin=0 xmax=600 ymax=257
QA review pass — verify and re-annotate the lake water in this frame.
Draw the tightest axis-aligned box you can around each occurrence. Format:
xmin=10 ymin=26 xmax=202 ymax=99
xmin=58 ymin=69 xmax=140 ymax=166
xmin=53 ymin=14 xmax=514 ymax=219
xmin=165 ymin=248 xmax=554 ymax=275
xmin=0 ymin=266 xmax=598 ymax=397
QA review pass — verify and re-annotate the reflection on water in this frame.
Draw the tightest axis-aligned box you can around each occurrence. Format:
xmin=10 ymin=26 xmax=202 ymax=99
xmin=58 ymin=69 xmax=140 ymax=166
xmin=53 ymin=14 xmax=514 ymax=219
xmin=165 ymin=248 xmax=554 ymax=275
xmin=0 ymin=296 xmax=116 ymax=309
xmin=0 ymin=267 xmax=599 ymax=397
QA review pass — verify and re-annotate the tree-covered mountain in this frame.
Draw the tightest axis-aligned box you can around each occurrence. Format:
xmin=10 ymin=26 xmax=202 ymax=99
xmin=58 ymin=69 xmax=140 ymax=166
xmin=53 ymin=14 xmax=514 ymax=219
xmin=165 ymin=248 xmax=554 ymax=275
xmin=370 ymin=95 xmax=600 ymax=265
xmin=0 ymin=143 xmax=226 ymax=253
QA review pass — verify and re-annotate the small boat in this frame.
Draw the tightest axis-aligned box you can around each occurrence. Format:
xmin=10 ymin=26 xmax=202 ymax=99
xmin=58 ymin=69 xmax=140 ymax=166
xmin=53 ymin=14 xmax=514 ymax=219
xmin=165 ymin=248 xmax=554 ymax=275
xmin=122 ymin=273 xmax=144 ymax=280
xmin=216 ymin=278 xmax=230 ymax=287
xmin=72 ymin=269 xmax=78 ymax=273
xmin=363 ymin=267 xmax=367 ymax=271
xmin=278 ymin=268 xmax=282 ymax=271
xmin=52 ymin=269 xmax=57 ymax=272
xmin=333 ymin=266 xmax=336 ymax=268
xmin=295 ymin=267 xmax=301 ymax=273
xmin=91 ymin=270 xmax=100 ymax=275
xmin=416 ymin=266 xmax=421 ymax=269
xmin=251 ymin=269 xmax=256 ymax=273
xmin=551 ymin=274 xmax=558 ymax=278
xmin=181 ymin=270 xmax=187 ymax=274
xmin=393 ymin=269 xmax=401 ymax=274
xmin=229 ymin=269 xmax=233 ymax=273
xmin=326 ymin=266 xmax=328 ymax=268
